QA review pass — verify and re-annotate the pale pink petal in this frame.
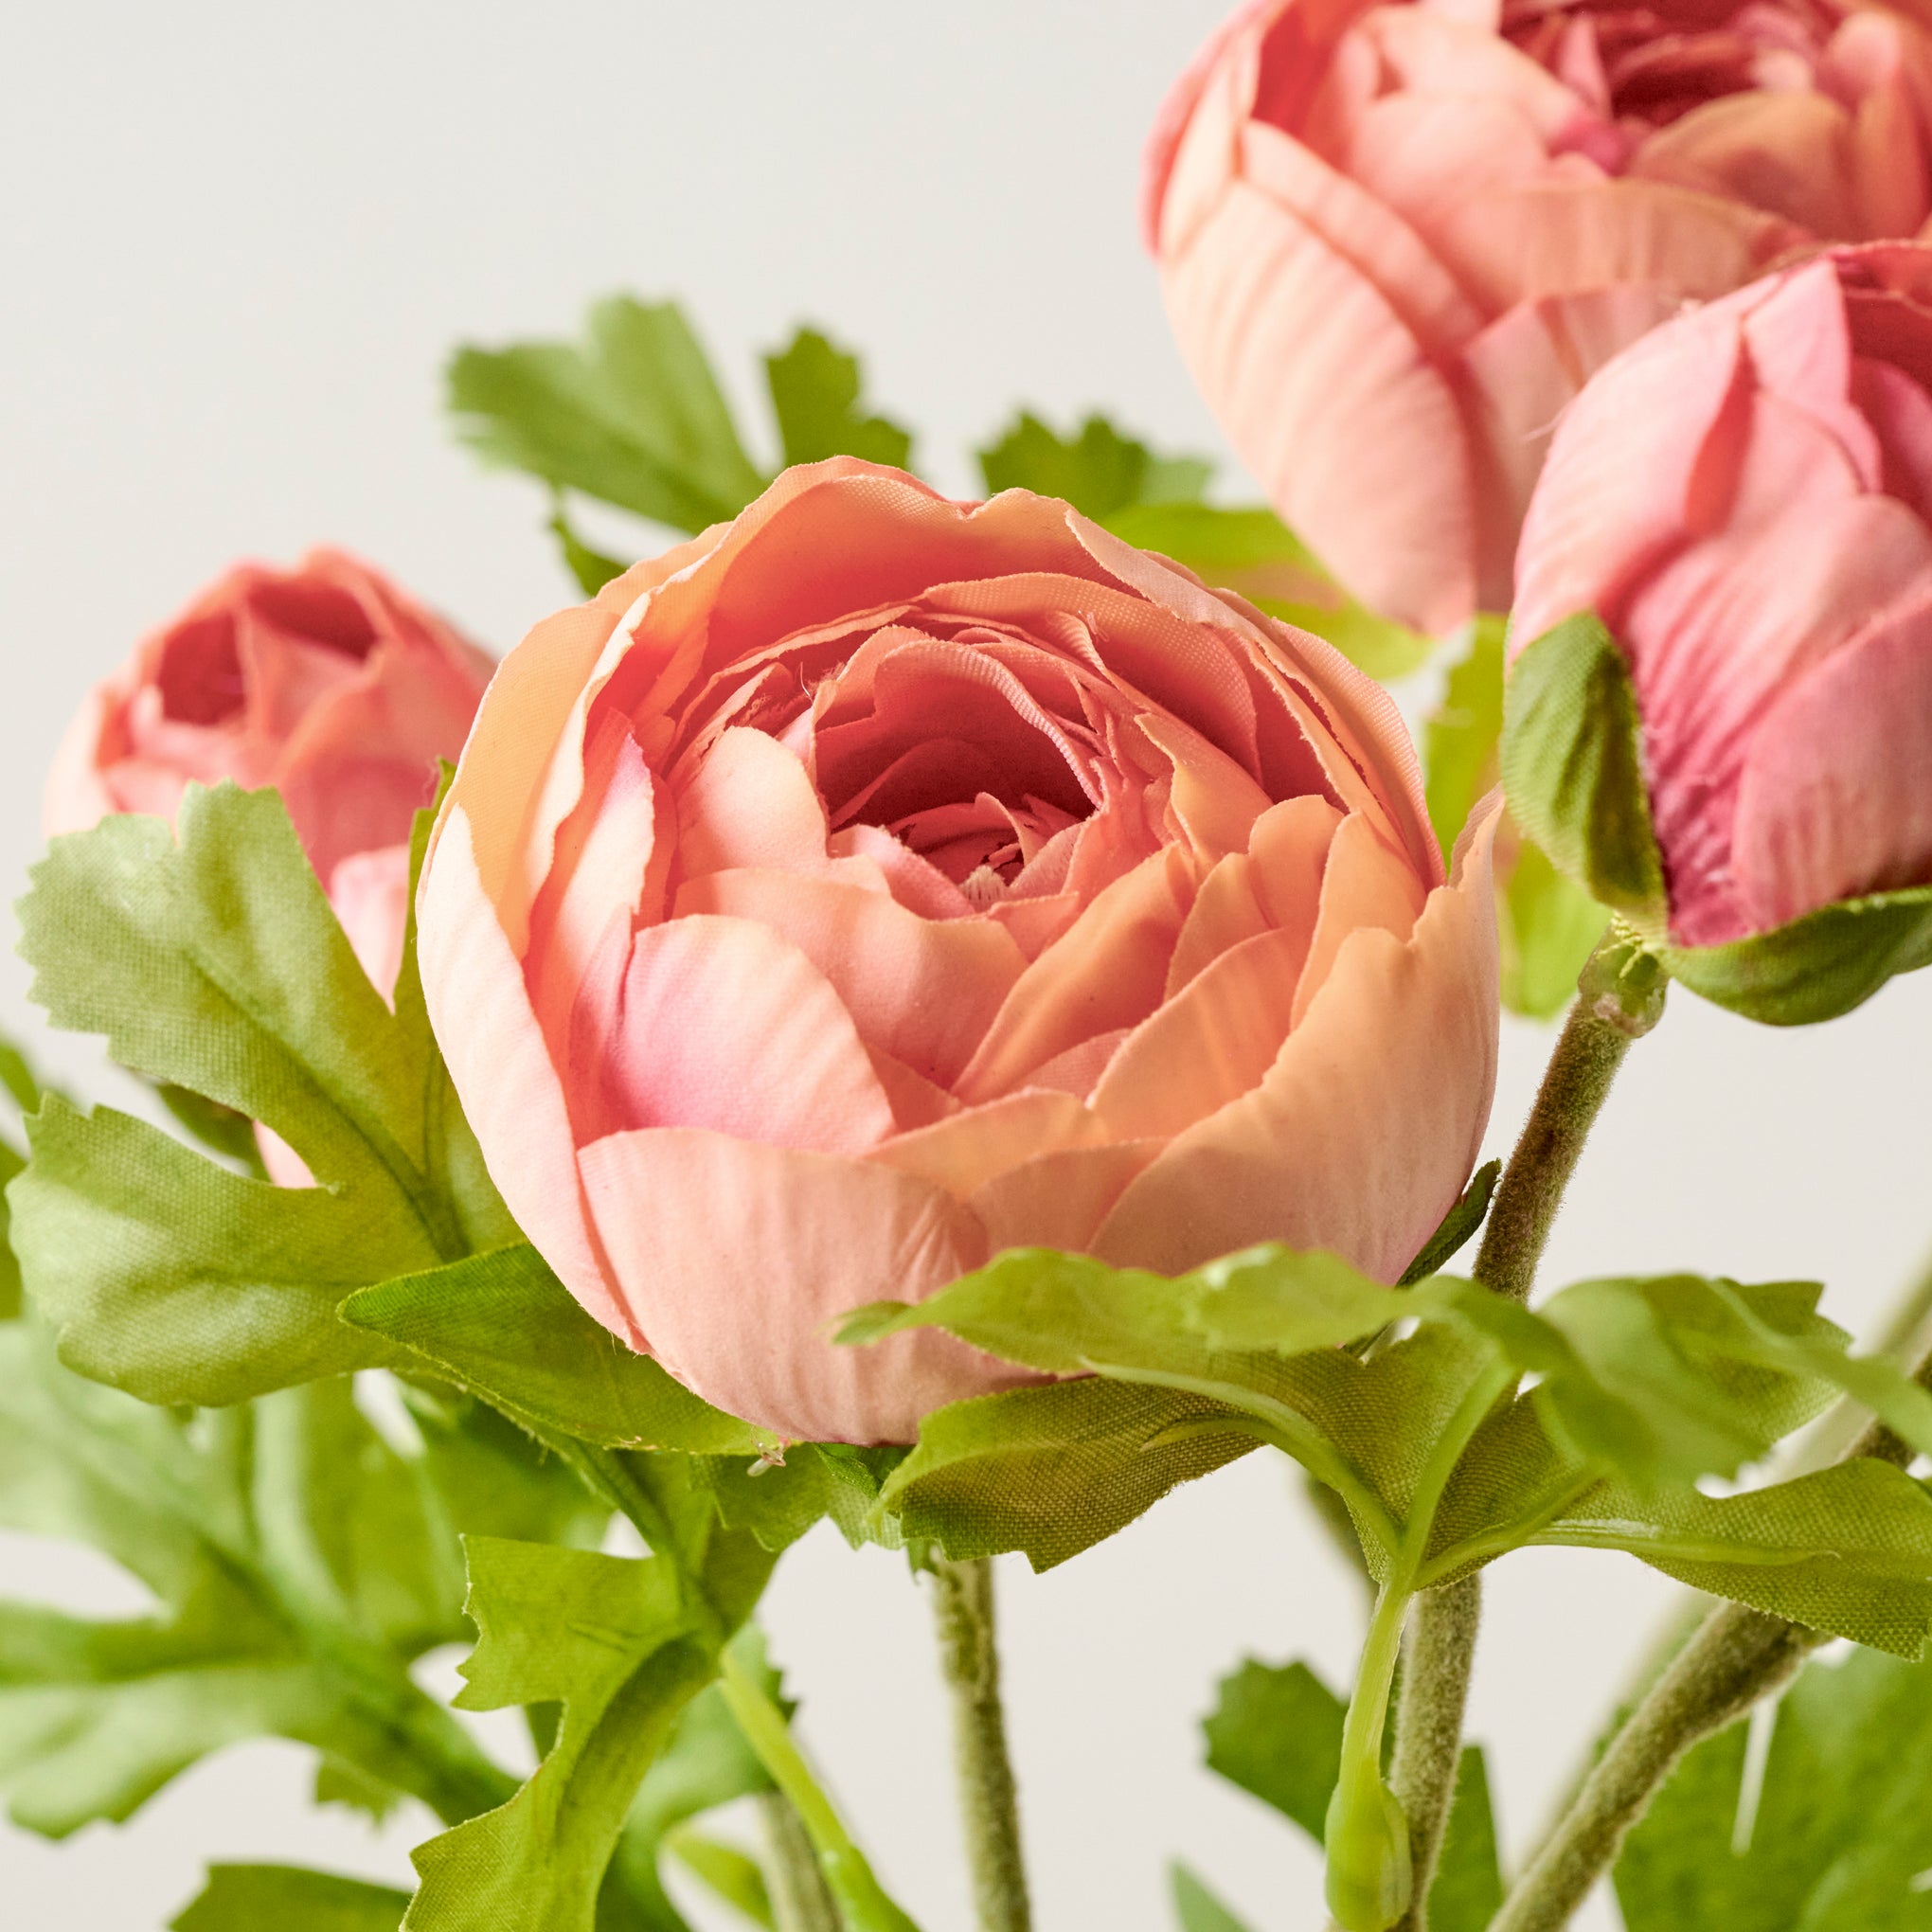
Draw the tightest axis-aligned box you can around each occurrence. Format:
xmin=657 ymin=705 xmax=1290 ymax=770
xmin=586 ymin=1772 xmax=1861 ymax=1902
xmin=672 ymin=868 xmax=1028 ymax=1089
xmin=326 ymin=843 xmax=412 ymax=1004
xmin=577 ymin=1127 xmax=1011 ymax=1443
xmin=1136 ymin=710 xmax=1276 ymax=862
xmin=1093 ymin=807 xmax=1500 ymax=1282
xmin=1732 ymin=597 xmax=1932 ymax=930
xmin=1018 ymin=1029 xmax=1133 ymax=1101
xmin=255 ymin=1124 xmax=314 ymax=1190
xmin=969 ymin=1140 xmax=1165 ymax=1257
xmin=1161 ymin=173 xmax=1479 ymax=634
xmin=573 ymin=914 xmax=898 ymax=1156
xmin=673 ymin=725 xmax=837 ymax=878
xmin=869 ymin=1089 xmax=1107 ymax=1197
xmin=1740 ymin=259 xmax=1883 ymax=487
xmin=416 ymin=808 xmax=635 ymax=1345
xmin=1292 ymin=812 xmax=1429 ymax=1028
xmin=954 ymin=847 xmax=1197 ymax=1103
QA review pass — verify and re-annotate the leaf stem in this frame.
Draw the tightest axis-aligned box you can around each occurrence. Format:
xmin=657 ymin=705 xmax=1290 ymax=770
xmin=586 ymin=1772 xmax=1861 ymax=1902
xmin=929 ymin=1556 xmax=1031 ymax=1932
xmin=719 ymin=1648 xmax=923 ymax=1932
xmin=1327 ymin=1583 xmax=1416 ymax=1931
xmin=762 ymin=1791 xmax=844 ymax=1932
xmin=1381 ymin=932 xmax=1663 ymax=1927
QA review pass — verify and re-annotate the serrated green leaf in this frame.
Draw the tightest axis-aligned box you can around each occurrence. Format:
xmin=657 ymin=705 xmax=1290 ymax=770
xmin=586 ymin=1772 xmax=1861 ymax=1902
xmin=341 ymin=1245 xmax=773 ymax=1458
xmin=170 ymin=1865 xmax=411 ymax=1931
xmin=764 ymin=328 xmax=912 ymax=470
xmin=880 ymin=1377 xmax=1256 ymax=1570
xmin=979 ymin=412 xmax=1168 ymax=519
xmin=406 ymin=1539 xmax=719 ymax=1932
xmin=313 ymin=1754 xmax=405 ymax=1824
xmin=0 ymin=1326 xmax=508 ymax=1836
xmin=699 ymin=1442 xmax=905 ymax=1554
xmin=448 ymin=297 xmax=764 ymax=535
xmin=1617 ymin=1647 xmax=1932 ymax=1930
xmin=1543 ymin=1459 xmax=1932 ymax=1655
xmin=1203 ymin=1657 xmax=1346 ymax=1839
xmin=153 ymin=1082 xmax=268 ymax=1175
xmin=1499 ymin=612 xmax=1668 ymax=928
xmin=1170 ymin=1863 xmax=1258 ymax=1932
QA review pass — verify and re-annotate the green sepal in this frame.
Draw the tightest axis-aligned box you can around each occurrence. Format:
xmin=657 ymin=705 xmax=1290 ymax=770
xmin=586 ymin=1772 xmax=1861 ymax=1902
xmin=1660 ymin=885 xmax=1932 ymax=1027
xmin=339 ymin=1244 xmax=774 ymax=1458
xmin=170 ymin=1865 xmax=411 ymax=1931
xmin=1500 ymin=613 xmax=1669 ymax=929
xmin=1399 ymin=1162 xmax=1499 ymax=1286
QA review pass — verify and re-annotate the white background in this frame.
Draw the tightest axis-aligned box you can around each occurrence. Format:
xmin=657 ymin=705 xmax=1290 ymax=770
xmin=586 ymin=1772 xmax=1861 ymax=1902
xmin=3 ymin=5 xmax=1930 ymax=1927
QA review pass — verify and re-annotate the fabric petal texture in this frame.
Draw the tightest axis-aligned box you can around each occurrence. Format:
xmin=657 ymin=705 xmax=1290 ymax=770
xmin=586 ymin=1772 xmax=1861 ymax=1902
xmin=417 ymin=460 xmax=1502 ymax=1442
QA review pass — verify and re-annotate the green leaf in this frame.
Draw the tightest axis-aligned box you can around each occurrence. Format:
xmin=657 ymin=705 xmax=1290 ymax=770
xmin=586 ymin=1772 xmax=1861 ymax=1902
xmin=1543 ymin=1458 xmax=1932 ymax=1655
xmin=0 ymin=1326 xmax=506 ymax=1836
xmin=1425 ymin=619 xmax=1506 ymax=864
xmin=1399 ymin=1161 xmax=1499 ymax=1287
xmin=1203 ymin=1657 xmax=1346 ymax=1839
xmin=880 ymin=1377 xmax=1256 ymax=1571
xmin=11 ymin=785 xmax=509 ymax=1404
xmin=978 ymin=412 xmax=1182 ymax=520
xmin=1662 ymin=886 xmax=1932 ymax=1028
xmin=664 ymin=1831 xmax=774 ymax=1927
xmin=764 ymin=328 xmax=912 ymax=470
xmin=700 ymin=1442 xmax=906 ymax=1554
xmin=1617 ymin=1646 xmax=1932 ymax=1930
xmin=448 ymin=297 xmax=765 ymax=535
xmin=171 ymin=1865 xmax=410 ymax=1931
xmin=1170 ymin=1863 xmax=1259 ymax=1932
xmin=549 ymin=502 xmax=629 ymax=597
xmin=406 ymin=1539 xmax=719 ymax=1932
xmin=1501 ymin=839 xmax=1610 ymax=1021
xmin=153 ymin=1082 xmax=268 ymax=1175
xmin=1430 ymin=1746 xmax=1503 ymax=1932
xmin=1499 ymin=612 xmax=1668 ymax=928
xmin=341 ymin=1245 xmax=774 ymax=1458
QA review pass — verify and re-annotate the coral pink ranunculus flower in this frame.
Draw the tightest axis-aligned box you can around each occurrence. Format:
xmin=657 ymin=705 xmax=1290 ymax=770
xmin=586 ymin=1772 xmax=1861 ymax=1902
xmin=47 ymin=547 xmax=493 ymax=999
xmin=415 ymin=459 xmax=1501 ymax=1444
xmin=1145 ymin=0 xmax=1932 ymax=635
xmin=1513 ymin=245 xmax=1932 ymax=950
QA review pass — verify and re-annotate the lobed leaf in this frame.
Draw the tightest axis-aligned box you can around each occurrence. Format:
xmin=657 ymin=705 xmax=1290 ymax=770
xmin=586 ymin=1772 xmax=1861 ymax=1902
xmin=1203 ymin=1657 xmax=1345 ymax=1840
xmin=170 ymin=1865 xmax=410 ymax=1931
xmin=764 ymin=328 xmax=912 ymax=470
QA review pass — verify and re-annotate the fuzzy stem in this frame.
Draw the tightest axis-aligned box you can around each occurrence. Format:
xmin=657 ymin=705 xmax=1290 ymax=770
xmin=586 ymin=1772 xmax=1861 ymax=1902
xmin=929 ymin=1557 xmax=1031 ymax=1932
xmin=1383 ymin=935 xmax=1663 ymax=1924
xmin=762 ymin=1792 xmax=843 ymax=1932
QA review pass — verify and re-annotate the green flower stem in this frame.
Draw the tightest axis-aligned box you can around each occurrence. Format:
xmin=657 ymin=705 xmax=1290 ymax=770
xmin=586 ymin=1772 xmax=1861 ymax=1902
xmin=1494 ymin=1354 xmax=1932 ymax=1931
xmin=719 ymin=1647 xmax=923 ymax=1932
xmin=1377 ymin=931 xmax=1665 ymax=1930
xmin=761 ymin=1792 xmax=844 ymax=1932
xmin=929 ymin=1556 xmax=1031 ymax=1932
xmin=1327 ymin=1583 xmax=1417 ymax=1931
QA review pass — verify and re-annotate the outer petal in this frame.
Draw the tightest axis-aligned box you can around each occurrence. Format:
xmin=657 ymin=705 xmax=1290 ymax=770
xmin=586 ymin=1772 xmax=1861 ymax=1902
xmin=417 ymin=808 xmax=637 ymax=1345
xmin=1161 ymin=174 xmax=1479 ymax=634
xmin=326 ymin=843 xmax=412 ymax=1003
xmin=1732 ymin=596 xmax=1932 ymax=929
xmin=576 ymin=1127 xmax=1010 ymax=1442
xmin=1091 ymin=805 xmax=1500 ymax=1282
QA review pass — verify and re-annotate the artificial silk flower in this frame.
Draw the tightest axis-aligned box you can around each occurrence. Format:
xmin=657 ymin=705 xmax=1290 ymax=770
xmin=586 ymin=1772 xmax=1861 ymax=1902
xmin=1510 ymin=245 xmax=1932 ymax=1018
xmin=47 ymin=547 xmax=493 ymax=1000
xmin=415 ymin=458 xmax=1501 ymax=1444
xmin=1145 ymin=0 xmax=1932 ymax=636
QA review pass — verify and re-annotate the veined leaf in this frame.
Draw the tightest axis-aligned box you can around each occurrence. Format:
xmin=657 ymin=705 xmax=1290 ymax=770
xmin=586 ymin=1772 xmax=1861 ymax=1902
xmin=764 ymin=328 xmax=911 ymax=470
xmin=340 ymin=1245 xmax=773 ymax=1459
xmin=171 ymin=1865 xmax=410 ymax=1931
xmin=405 ymin=1539 xmax=720 ymax=1932
xmin=978 ymin=411 xmax=1201 ymax=519
xmin=1617 ymin=1646 xmax=1932 ymax=1929
xmin=448 ymin=296 xmax=764 ymax=535
xmin=1204 ymin=1657 xmax=1346 ymax=1840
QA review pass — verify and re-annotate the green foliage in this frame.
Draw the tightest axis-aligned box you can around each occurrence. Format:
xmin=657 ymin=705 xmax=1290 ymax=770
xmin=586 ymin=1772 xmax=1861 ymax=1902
xmin=406 ymin=1539 xmax=718 ymax=1932
xmin=549 ymin=502 xmax=628 ymax=597
xmin=1500 ymin=613 xmax=1669 ymax=929
xmin=171 ymin=1865 xmax=410 ymax=1931
xmin=1170 ymin=1863 xmax=1257 ymax=1932
xmin=765 ymin=328 xmax=912 ymax=470
xmin=1195 ymin=1655 xmax=1499 ymax=1931
xmin=662 ymin=1831 xmax=775 ymax=1927
xmin=0 ymin=1323 xmax=508 ymax=1837
xmin=977 ymin=410 xmax=1208 ymax=519
xmin=1503 ymin=840 xmax=1611 ymax=1020
xmin=11 ymin=786 xmax=515 ymax=1405
xmin=1617 ymin=1647 xmax=1932 ymax=1928
xmin=700 ymin=1441 xmax=907 ymax=1554
xmin=877 ymin=1377 xmax=1258 ymax=1570
xmin=1204 ymin=1658 xmax=1346 ymax=1839
xmin=1399 ymin=1162 xmax=1499 ymax=1287
xmin=448 ymin=297 xmax=764 ymax=535
xmin=341 ymin=1245 xmax=773 ymax=1458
